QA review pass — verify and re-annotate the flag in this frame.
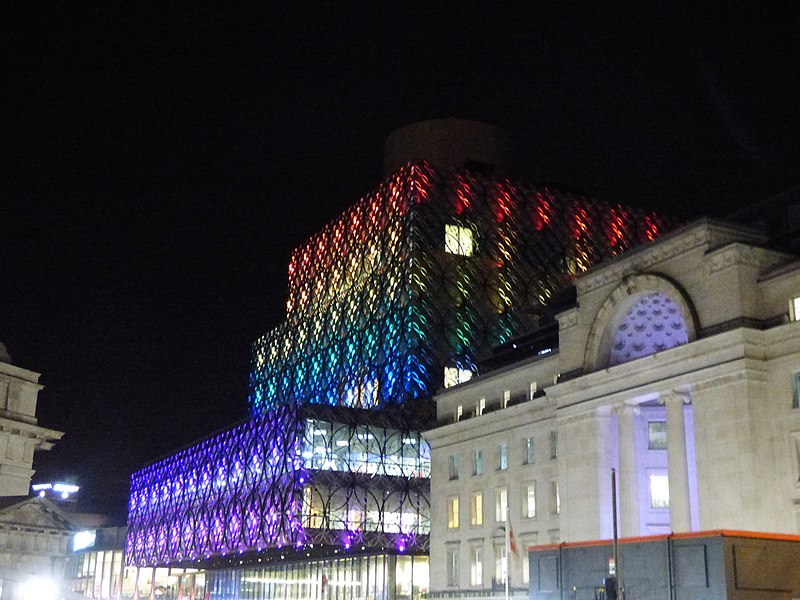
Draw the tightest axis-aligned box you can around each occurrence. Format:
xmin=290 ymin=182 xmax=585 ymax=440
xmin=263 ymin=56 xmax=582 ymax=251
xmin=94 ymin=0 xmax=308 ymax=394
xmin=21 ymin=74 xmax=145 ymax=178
xmin=509 ymin=523 xmax=519 ymax=558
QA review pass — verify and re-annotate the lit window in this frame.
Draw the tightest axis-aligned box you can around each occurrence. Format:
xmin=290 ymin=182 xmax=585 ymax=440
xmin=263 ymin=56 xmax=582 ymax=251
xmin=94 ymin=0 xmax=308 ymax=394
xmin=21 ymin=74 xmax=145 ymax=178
xmin=791 ymin=296 xmax=800 ymax=321
xmin=449 ymin=455 xmax=460 ymax=480
xmin=529 ymin=381 xmax=538 ymax=400
xmin=648 ymin=421 xmax=667 ymax=450
xmin=470 ymin=546 xmax=483 ymax=586
xmin=445 ymin=367 xmax=473 ymax=388
xmin=470 ymin=492 xmax=483 ymax=526
xmin=477 ymin=397 xmax=486 ymax=416
xmin=502 ymin=390 xmax=511 ymax=408
xmin=525 ymin=483 xmax=537 ymax=518
xmin=498 ymin=442 xmax=508 ymax=471
xmin=494 ymin=543 xmax=507 ymax=584
xmin=448 ymin=497 xmax=460 ymax=528
xmin=447 ymin=546 xmax=460 ymax=586
xmin=549 ymin=430 xmax=558 ymax=459
xmin=495 ymin=487 xmax=507 ymax=522
xmin=523 ymin=437 xmax=535 ymax=465
xmin=473 ymin=449 xmax=484 ymax=476
xmin=550 ymin=480 xmax=560 ymax=515
xmin=445 ymin=224 xmax=475 ymax=256
xmin=455 ymin=405 xmax=463 ymax=422
xmin=650 ymin=473 xmax=670 ymax=508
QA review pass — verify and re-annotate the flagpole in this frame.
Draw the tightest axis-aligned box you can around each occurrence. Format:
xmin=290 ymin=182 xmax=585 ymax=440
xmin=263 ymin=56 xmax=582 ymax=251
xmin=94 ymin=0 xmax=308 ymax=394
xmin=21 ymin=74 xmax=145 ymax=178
xmin=504 ymin=521 xmax=510 ymax=600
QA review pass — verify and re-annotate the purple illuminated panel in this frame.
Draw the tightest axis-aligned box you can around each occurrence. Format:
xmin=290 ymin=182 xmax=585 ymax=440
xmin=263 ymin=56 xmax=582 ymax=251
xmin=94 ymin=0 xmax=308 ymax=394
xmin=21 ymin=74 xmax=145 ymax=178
xmin=126 ymin=406 xmax=432 ymax=566
xmin=126 ymin=406 xmax=305 ymax=565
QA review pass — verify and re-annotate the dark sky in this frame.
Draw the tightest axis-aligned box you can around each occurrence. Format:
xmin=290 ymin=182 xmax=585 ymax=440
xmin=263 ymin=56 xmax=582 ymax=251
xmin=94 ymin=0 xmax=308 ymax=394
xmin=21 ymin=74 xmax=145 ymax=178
xmin=3 ymin=5 xmax=799 ymax=519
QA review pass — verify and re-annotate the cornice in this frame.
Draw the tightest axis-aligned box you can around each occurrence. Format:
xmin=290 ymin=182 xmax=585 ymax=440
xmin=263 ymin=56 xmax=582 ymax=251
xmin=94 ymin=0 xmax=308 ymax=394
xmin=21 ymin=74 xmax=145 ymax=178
xmin=706 ymin=243 xmax=794 ymax=274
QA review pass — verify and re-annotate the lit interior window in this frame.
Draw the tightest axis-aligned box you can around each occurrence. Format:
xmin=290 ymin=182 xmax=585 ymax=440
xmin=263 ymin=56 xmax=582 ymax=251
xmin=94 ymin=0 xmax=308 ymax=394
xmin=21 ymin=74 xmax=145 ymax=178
xmin=791 ymin=296 xmax=800 ymax=321
xmin=445 ymin=224 xmax=474 ymax=256
xmin=649 ymin=473 xmax=670 ymax=508
xmin=444 ymin=367 xmax=473 ymax=388
xmin=447 ymin=497 xmax=460 ymax=528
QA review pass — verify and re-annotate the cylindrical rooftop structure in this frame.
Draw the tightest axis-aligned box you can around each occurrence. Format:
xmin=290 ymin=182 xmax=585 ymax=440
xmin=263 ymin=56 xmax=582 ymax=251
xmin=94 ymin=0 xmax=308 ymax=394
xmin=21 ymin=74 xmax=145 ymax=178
xmin=384 ymin=119 xmax=512 ymax=177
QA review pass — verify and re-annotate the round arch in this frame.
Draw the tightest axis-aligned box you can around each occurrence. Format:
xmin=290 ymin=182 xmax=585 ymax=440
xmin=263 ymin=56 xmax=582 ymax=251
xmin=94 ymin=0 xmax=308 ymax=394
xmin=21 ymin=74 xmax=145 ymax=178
xmin=583 ymin=274 xmax=697 ymax=371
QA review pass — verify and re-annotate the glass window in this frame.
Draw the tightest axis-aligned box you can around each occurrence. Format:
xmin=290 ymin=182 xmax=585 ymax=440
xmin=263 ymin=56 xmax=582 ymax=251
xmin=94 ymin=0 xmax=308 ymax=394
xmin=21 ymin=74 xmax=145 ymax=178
xmin=447 ymin=497 xmax=460 ymax=528
xmin=470 ymin=546 xmax=483 ymax=586
xmin=455 ymin=405 xmax=463 ymax=422
xmin=649 ymin=473 xmax=670 ymax=508
xmin=473 ymin=449 xmax=484 ymax=476
xmin=791 ymin=296 xmax=800 ymax=321
xmin=470 ymin=492 xmax=483 ymax=526
xmin=529 ymin=381 xmax=538 ymax=400
xmin=445 ymin=224 xmax=475 ymax=256
xmin=477 ymin=397 xmax=486 ymax=416
xmin=794 ymin=372 xmax=800 ymax=409
xmin=648 ymin=421 xmax=667 ymax=450
xmin=524 ymin=437 xmax=535 ymax=465
xmin=495 ymin=487 xmax=507 ymax=522
xmin=444 ymin=367 xmax=473 ymax=388
xmin=447 ymin=546 xmax=460 ymax=586
xmin=449 ymin=455 xmax=460 ymax=480
xmin=525 ymin=483 xmax=536 ymax=518
xmin=494 ymin=543 xmax=507 ymax=585
xmin=498 ymin=442 xmax=508 ymax=471
xmin=503 ymin=390 xmax=511 ymax=408
xmin=549 ymin=430 xmax=558 ymax=459
xmin=550 ymin=480 xmax=560 ymax=515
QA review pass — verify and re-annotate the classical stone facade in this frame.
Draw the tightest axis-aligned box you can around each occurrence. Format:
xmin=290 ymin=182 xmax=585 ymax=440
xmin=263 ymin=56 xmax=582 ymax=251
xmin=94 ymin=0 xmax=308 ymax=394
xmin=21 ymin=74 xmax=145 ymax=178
xmin=0 ymin=347 xmax=63 ymax=497
xmin=426 ymin=219 xmax=800 ymax=596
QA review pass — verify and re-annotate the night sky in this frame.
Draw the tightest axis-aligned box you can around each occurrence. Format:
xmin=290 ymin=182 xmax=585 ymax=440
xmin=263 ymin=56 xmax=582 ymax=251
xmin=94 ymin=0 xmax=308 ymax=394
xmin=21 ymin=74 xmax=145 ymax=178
xmin=3 ymin=5 xmax=799 ymax=519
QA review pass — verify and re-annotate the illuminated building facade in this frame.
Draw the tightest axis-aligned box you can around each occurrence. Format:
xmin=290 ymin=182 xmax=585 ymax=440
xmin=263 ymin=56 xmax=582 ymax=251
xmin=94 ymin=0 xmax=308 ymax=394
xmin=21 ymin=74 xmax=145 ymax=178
xmin=126 ymin=121 xmax=672 ymax=600
xmin=426 ymin=219 xmax=800 ymax=599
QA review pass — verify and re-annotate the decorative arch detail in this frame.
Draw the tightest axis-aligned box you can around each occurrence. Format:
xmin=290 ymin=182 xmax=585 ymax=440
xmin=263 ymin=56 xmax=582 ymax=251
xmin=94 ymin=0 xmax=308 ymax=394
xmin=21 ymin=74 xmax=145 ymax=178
xmin=583 ymin=274 xmax=697 ymax=371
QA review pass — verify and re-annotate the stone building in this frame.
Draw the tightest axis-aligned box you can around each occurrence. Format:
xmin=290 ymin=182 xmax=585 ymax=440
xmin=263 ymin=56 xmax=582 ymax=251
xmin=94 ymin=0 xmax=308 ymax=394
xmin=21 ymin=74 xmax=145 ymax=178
xmin=426 ymin=219 xmax=800 ymax=597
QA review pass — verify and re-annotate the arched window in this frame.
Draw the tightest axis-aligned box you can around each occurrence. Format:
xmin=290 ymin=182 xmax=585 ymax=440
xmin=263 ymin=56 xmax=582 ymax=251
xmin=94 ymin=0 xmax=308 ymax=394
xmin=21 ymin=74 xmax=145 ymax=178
xmin=608 ymin=292 xmax=689 ymax=366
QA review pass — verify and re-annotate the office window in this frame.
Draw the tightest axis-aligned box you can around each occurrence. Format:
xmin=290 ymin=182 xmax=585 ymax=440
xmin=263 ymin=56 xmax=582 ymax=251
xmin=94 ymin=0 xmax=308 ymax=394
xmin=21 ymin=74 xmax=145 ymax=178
xmin=470 ymin=492 xmax=483 ymax=526
xmin=648 ymin=421 xmax=667 ymax=450
xmin=470 ymin=546 xmax=483 ymax=586
xmin=447 ymin=497 xmax=460 ymax=528
xmin=549 ymin=481 xmax=560 ymax=515
xmin=445 ymin=367 xmax=473 ymax=388
xmin=549 ymin=430 xmax=558 ymax=459
xmin=523 ymin=437 xmax=535 ymax=465
xmin=495 ymin=487 xmax=508 ymax=522
xmin=449 ymin=455 xmax=460 ymax=480
xmin=794 ymin=372 xmax=800 ymax=409
xmin=498 ymin=442 xmax=508 ymax=471
xmin=494 ymin=543 xmax=507 ymax=584
xmin=477 ymin=397 xmax=486 ymax=416
xmin=447 ymin=546 xmax=460 ymax=587
xmin=473 ymin=449 xmax=484 ymax=476
xmin=649 ymin=473 xmax=670 ymax=508
xmin=791 ymin=296 xmax=800 ymax=321
xmin=445 ymin=224 xmax=475 ymax=256
xmin=525 ymin=483 xmax=537 ymax=518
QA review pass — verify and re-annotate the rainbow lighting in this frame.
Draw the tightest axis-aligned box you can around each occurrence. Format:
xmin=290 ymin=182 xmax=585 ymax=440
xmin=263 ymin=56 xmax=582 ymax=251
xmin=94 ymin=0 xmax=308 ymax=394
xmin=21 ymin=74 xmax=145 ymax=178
xmin=127 ymin=161 xmax=672 ymax=568
xmin=250 ymin=162 xmax=670 ymax=413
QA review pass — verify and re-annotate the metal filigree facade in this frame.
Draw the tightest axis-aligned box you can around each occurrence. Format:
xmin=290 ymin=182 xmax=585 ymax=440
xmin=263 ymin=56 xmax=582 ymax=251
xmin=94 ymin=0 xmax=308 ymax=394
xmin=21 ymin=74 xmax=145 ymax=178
xmin=128 ymin=161 xmax=673 ymax=571
xmin=250 ymin=162 xmax=671 ymax=413
xmin=126 ymin=405 xmax=431 ymax=567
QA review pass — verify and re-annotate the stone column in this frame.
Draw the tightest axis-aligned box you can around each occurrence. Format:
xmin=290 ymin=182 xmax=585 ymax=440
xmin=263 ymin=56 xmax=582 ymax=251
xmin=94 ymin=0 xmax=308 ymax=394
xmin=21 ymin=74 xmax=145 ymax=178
xmin=615 ymin=405 xmax=640 ymax=537
xmin=665 ymin=391 xmax=692 ymax=533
